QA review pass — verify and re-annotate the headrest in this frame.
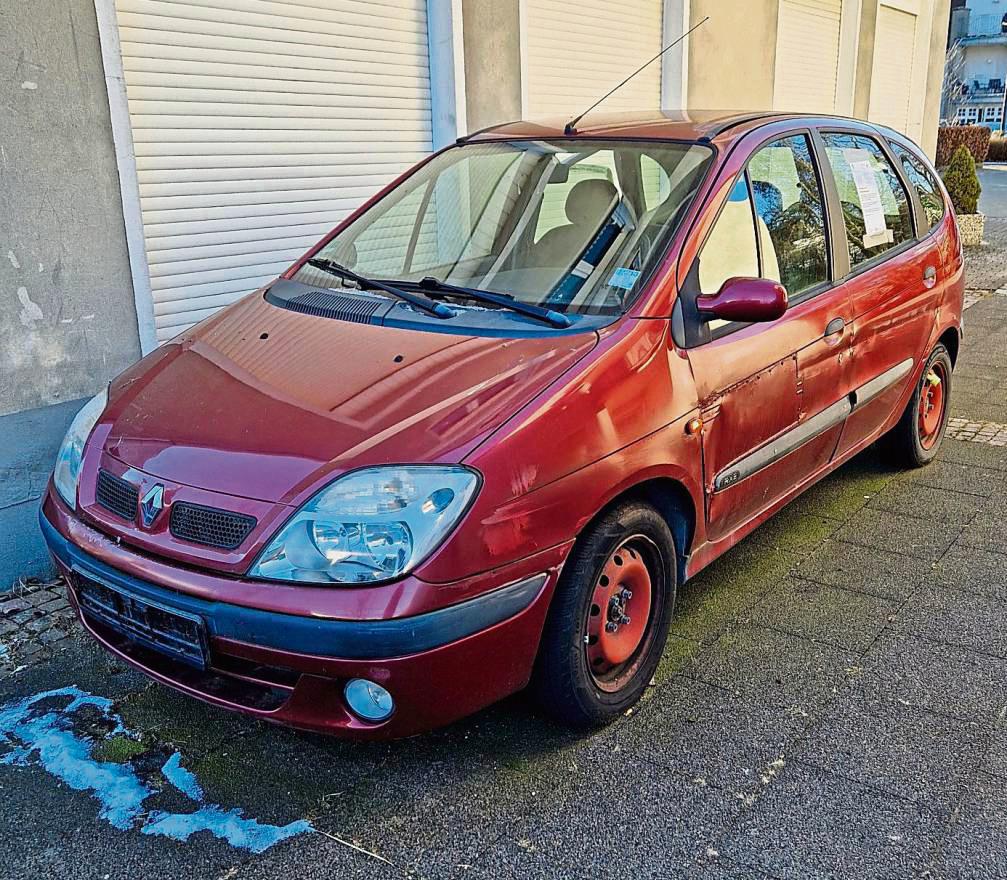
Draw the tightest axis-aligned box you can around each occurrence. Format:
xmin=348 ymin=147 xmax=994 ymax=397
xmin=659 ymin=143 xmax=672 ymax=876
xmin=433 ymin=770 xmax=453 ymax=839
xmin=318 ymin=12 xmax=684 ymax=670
xmin=565 ymin=178 xmax=618 ymax=224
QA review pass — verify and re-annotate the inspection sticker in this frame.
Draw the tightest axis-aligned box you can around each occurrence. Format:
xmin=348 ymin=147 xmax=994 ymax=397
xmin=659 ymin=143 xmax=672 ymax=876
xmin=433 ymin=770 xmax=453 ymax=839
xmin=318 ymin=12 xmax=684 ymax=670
xmin=609 ymin=267 xmax=641 ymax=290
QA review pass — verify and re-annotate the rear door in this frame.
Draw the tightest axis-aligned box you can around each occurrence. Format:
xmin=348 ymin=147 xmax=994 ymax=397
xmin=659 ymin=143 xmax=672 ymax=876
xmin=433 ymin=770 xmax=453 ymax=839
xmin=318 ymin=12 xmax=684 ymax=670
xmin=682 ymin=131 xmax=852 ymax=543
xmin=816 ymin=130 xmax=940 ymax=457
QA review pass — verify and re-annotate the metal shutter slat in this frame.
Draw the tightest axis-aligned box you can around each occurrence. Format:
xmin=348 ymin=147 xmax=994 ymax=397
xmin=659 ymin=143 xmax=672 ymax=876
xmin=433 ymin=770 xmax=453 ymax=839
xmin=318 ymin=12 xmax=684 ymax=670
xmin=115 ymin=0 xmax=433 ymax=338
xmin=868 ymin=5 xmax=916 ymax=135
xmin=774 ymin=0 xmax=842 ymax=112
xmin=524 ymin=0 xmax=663 ymax=118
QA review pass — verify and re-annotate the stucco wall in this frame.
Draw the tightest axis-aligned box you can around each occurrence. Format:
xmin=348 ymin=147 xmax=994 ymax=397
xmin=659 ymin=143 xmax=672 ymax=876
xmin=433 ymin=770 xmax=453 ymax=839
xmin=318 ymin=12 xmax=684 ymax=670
xmin=0 ymin=0 xmax=141 ymax=419
xmin=922 ymin=0 xmax=953 ymax=157
xmin=853 ymin=0 xmax=881 ymax=120
xmin=687 ymin=0 xmax=781 ymax=111
xmin=462 ymin=0 xmax=523 ymax=132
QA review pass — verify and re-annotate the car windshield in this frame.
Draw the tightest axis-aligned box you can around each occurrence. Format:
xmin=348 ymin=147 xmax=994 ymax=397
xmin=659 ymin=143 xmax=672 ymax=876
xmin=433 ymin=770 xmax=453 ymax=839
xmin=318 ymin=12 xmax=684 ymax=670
xmin=299 ymin=139 xmax=714 ymax=317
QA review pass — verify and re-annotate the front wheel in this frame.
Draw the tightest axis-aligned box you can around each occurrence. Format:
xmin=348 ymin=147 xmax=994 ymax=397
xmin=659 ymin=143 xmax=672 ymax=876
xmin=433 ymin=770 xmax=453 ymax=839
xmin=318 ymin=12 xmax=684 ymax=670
xmin=885 ymin=343 xmax=953 ymax=468
xmin=531 ymin=501 xmax=677 ymax=728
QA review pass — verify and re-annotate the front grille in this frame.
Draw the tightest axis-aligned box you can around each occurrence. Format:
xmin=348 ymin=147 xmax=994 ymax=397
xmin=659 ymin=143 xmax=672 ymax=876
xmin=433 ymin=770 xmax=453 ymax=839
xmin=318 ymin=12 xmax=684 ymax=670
xmin=95 ymin=470 xmax=138 ymax=521
xmin=169 ymin=502 xmax=256 ymax=550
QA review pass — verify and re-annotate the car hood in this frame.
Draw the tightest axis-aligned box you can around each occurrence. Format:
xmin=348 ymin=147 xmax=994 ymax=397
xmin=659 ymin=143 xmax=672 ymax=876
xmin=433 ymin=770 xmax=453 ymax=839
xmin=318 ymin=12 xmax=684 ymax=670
xmin=100 ymin=293 xmax=598 ymax=504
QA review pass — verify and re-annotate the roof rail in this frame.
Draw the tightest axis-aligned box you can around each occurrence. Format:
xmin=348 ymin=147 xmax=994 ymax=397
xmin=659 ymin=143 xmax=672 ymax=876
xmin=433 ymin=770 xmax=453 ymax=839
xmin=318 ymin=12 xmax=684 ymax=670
xmin=455 ymin=121 xmax=521 ymax=145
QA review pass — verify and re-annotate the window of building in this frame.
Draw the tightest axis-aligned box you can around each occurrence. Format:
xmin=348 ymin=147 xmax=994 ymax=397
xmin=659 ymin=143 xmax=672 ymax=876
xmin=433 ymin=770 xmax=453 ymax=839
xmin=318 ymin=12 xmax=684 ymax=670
xmin=890 ymin=143 xmax=946 ymax=232
xmin=821 ymin=133 xmax=915 ymax=269
xmin=748 ymin=134 xmax=830 ymax=296
xmin=958 ymin=106 xmax=981 ymax=124
xmin=985 ymin=105 xmax=1003 ymax=122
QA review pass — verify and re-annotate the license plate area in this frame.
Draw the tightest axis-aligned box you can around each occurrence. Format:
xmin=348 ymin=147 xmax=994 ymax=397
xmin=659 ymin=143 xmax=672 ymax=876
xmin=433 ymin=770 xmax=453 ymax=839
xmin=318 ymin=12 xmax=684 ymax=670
xmin=74 ymin=570 xmax=208 ymax=670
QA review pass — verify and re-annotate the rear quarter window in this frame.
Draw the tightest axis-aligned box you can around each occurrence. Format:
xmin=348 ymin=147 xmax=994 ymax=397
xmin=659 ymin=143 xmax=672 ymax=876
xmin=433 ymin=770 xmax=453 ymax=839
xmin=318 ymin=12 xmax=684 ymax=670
xmin=889 ymin=142 xmax=946 ymax=232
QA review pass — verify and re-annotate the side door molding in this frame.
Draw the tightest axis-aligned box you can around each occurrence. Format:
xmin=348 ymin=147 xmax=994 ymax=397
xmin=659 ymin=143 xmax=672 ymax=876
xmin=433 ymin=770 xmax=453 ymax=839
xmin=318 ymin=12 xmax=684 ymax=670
xmin=712 ymin=397 xmax=851 ymax=492
xmin=711 ymin=357 xmax=913 ymax=493
xmin=851 ymin=358 xmax=914 ymax=410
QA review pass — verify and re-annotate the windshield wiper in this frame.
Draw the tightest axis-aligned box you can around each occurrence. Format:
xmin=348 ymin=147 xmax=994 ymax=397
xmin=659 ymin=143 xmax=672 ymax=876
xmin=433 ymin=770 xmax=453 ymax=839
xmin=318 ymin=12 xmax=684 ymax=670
xmin=306 ymin=258 xmax=455 ymax=319
xmin=414 ymin=277 xmax=572 ymax=329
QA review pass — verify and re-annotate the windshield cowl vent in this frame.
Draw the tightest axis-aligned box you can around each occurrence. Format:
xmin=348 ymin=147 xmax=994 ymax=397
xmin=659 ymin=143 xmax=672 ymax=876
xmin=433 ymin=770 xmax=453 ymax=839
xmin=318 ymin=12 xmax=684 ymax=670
xmin=265 ymin=279 xmax=390 ymax=325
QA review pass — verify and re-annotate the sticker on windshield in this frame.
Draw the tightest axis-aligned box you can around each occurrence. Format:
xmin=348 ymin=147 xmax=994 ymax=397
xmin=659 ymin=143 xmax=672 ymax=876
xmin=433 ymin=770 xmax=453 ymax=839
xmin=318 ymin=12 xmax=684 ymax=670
xmin=609 ymin=267 xmax=641 ymax=290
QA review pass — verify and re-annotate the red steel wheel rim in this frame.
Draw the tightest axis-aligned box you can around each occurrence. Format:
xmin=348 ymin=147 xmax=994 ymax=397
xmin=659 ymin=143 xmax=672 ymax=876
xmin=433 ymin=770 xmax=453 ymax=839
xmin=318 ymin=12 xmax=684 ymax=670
xmin=918 ymin=362 xmax=947 ymax=450
xmin=584 ymin=539 xmax=654 ymax=690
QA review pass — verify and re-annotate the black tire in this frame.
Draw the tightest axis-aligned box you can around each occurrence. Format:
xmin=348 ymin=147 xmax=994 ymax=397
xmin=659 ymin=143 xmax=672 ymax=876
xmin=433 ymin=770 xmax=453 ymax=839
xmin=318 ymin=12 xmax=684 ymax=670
xmin=531 ymin=500 xmax=677 ymax=728
xmin=884 ymin=343 xmax=953 ymax=468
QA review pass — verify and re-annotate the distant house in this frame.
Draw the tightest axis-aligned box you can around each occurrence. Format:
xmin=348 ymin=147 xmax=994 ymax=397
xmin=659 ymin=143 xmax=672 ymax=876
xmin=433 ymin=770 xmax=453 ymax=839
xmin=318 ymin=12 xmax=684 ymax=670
xmin=950 ymin=0 xmax=1007 ymax=128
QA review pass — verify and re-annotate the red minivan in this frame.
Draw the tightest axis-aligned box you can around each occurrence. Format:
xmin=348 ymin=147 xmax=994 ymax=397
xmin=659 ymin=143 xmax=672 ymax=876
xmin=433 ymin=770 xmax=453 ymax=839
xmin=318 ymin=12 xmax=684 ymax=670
xmin=42 ymin=111 xmax=962 ymax=737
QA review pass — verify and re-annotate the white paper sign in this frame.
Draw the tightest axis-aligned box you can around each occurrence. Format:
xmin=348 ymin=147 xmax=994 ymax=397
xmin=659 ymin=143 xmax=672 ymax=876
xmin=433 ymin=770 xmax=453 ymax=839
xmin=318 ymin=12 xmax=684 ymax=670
xmin=847 ymin=155 xmax=888 ymax=239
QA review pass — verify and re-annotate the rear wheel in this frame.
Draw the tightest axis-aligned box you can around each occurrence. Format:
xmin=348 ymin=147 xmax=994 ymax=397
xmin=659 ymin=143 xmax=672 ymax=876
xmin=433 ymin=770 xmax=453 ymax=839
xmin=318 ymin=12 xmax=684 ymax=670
xmin=885 ymin=343 xmax=953 ymax=467
xmin=531 ymin=501 xmax=677 ymax=727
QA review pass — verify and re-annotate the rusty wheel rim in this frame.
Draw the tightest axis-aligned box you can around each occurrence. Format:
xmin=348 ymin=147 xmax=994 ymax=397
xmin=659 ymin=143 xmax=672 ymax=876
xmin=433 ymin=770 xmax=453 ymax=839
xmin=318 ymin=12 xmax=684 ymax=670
xmin=584 ymin=537 xmax=657 ymax=693
xmin=918 ymin=361 xmax=947 ymax=450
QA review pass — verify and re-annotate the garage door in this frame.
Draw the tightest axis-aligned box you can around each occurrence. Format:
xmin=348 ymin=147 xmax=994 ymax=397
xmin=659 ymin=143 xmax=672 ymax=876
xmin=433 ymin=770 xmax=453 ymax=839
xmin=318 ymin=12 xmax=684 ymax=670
xmin=524 ymin=0 xmax=663 ymax=119
xmin=868 ymin=5 xmax=917 ymax=135
xmin=773 ymin=0 xmax=842 ymax=113
xmin=115 ymin=0 xmax=433 ymax=342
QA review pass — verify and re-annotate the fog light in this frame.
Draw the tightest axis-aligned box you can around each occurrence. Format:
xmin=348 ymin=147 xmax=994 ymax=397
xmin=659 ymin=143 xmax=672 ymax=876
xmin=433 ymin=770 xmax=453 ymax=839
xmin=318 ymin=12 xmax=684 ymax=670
xmin=344 ymin=678 xmax=394 ymax=722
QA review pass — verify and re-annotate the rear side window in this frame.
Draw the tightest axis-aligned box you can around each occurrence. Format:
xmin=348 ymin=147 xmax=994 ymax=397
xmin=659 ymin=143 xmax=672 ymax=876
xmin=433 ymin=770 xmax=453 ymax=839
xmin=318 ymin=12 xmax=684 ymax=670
xmin=889 ymin=142 xmax=946 ymax=232
xmin=748 ymin=134 xmax=829 ymax=296
xmin=820 ymin=133 xmax=914 ymax=268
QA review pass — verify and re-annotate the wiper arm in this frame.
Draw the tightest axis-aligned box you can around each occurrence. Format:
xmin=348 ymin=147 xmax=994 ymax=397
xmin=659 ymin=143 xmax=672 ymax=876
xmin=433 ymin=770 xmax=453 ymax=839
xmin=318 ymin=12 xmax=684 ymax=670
xmin=306 ymin=258 xmax=455 ymax=319
xmin=415 ymin=277 xmax=572 ymax=329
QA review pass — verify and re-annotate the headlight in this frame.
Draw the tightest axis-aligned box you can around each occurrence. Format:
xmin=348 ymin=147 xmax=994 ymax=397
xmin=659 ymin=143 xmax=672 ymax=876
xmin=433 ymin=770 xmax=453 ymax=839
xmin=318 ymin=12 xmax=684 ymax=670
xmin=53 ymin=388 xmax=108 ymax=509
xmin=249 ymin=466 xmax=480 ymax=584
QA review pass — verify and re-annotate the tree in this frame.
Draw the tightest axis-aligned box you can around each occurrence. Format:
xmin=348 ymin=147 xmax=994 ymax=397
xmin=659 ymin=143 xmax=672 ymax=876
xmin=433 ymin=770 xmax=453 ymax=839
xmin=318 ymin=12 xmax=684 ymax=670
xmin=941 ymin=145 xmax=982 ymax=214
xmin=941 ymin=41 xmax=968 ymax=124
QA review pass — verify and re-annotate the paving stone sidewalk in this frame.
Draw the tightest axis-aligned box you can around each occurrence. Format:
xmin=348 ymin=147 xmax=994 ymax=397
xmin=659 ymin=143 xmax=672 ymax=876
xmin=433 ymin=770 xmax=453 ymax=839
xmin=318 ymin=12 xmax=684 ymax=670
xmin=1 ymin=288 xmax=1006 ymax=879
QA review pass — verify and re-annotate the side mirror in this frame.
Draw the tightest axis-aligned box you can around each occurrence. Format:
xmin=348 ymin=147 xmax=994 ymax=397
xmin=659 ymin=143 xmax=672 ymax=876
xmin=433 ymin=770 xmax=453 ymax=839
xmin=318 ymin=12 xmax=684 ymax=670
xmin=695 ymin=277 xmax=788 ymax=324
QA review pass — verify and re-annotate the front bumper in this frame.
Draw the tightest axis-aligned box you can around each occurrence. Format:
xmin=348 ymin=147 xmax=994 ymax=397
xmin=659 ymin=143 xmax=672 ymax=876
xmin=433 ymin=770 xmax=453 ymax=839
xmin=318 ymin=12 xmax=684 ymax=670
xmin=40 ymin=493 xmax=565 ymax=739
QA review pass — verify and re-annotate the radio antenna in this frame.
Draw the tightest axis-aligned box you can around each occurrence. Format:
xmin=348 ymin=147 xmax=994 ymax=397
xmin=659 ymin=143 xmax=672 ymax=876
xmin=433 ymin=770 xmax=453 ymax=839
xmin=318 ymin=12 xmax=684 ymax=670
xmin=563 ymin=16 xmax=710 ymax=136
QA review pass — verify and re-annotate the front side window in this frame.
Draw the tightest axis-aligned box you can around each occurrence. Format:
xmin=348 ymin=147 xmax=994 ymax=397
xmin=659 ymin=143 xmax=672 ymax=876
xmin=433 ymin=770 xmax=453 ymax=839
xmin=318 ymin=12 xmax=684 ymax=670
xmin=748 ymin=134 xmax=829 ymax=296
xmin=821 ymin=133 xmax=914 ymax=268
xmin=307 ymin=139 xmax=714 ymax=317
xmin=696 ymin=176 xmax=759 ymax=295
xmin=890 ymin=142 xmax=946 ymax=232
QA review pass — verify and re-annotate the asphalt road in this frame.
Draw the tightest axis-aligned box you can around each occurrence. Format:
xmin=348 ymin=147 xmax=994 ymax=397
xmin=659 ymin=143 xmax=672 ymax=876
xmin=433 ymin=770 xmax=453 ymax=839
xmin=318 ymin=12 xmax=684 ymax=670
xmin=2 ymin=280 xmax=1007 ymax=879
xmin=980 ymin=163 xmax=1007 ymax=218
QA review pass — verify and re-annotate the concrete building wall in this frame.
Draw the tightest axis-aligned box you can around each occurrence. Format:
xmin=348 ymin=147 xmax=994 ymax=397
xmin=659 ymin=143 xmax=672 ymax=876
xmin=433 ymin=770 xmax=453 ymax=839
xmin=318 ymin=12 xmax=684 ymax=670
xmin=0 ymin=0 xmax=142 ymax=585
xmin=462 ymin=0 xmax=524 ymax=132
xmin=853 ymin=0 xmax=882 ymax=119
xmin=922 ymin=0 xmax=954 ymax=154
xmin=687 ymin=0 xmax=782 ymax=111
xmin=961 ymin=39 xmax=1007 ymax=84
xmin=687 ymin=0 xmax=949 ymax=159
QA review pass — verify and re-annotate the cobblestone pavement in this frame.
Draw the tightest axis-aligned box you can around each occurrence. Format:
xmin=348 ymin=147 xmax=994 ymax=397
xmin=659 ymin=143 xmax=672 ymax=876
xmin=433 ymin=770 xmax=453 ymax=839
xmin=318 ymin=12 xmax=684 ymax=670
xmin=0 ymin=577 xmax=76 ymax=677
xmin=2 ymin=297 xmax=1006 ymax=880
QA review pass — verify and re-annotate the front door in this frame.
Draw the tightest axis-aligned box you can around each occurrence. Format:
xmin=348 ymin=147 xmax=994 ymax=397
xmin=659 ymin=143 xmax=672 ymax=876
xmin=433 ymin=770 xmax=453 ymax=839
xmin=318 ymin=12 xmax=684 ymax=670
xmin=683 ymin=133 xmax=851 ymax=543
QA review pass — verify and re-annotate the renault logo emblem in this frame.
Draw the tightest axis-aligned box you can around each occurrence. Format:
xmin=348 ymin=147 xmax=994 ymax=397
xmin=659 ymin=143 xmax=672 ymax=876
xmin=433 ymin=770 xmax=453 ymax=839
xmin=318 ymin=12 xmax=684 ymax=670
xmin=140 ymin=484 xmax=165 ymax=528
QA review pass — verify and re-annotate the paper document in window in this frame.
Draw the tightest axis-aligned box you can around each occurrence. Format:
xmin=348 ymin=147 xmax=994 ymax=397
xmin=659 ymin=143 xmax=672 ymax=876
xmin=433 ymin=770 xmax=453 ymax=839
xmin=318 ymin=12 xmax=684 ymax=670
xmin=845 ymin=153 xmax=889 ymax=241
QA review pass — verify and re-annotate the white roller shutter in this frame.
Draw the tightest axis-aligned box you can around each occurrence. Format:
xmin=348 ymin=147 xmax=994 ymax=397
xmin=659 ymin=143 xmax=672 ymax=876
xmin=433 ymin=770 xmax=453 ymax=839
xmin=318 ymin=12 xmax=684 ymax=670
xmin=774 ymin=0 xmax=842 ymax=113
xmin=524 ymin=0 xmax=663 ymax=119
xmin=115 ymin=0 xmax=433 ymax=342
xmin=868 ymin=5 xmax=917 ymax=135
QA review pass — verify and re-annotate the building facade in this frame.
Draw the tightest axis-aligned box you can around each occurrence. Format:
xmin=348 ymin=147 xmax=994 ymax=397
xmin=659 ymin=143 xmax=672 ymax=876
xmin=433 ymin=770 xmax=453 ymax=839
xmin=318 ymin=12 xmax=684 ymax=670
xmin=0 ymin=0 xmax=950 ymax=586
xmin=950 ymin=0 xmax=1007 ymax=128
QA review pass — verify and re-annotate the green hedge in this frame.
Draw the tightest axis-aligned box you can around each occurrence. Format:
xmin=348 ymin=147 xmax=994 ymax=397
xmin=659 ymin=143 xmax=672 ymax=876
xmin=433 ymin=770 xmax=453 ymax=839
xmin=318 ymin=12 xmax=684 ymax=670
xmin=988 ymin=135 xmax=1007 ymax=162
xmin=936 ymin=125 xmax=992 ymax=167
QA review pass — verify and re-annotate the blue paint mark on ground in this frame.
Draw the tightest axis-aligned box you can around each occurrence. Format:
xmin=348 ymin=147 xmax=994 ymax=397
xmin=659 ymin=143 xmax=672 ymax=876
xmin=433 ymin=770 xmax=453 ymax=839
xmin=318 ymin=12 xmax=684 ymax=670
xmin=0 ymin=686 xmax=313 ymax=853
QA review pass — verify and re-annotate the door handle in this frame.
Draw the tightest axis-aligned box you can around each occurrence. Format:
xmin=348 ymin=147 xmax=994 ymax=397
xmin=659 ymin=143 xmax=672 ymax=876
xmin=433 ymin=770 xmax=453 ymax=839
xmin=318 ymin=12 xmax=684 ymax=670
xmin=824 ymin=317 xmax=846 ymax=340
xmin=923 ymin=265 xmax=937 ymax=289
